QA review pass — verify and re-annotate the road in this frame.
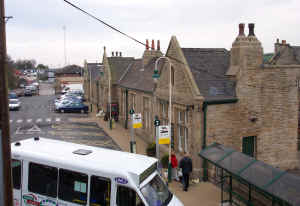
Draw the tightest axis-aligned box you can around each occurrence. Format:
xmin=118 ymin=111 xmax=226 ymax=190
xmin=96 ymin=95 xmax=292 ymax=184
xmin=9 ymin=82 xmax=120 ymax=150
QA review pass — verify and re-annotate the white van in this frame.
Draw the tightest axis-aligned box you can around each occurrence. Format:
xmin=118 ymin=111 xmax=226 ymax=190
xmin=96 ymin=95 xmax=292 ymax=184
xmin=11 ymin=138 xmax=184 ymax=206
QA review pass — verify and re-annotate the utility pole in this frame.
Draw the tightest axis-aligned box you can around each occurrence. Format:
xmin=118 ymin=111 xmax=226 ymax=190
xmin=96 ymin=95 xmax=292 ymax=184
xmin=0 ymin=0 xmax=13 ymax=205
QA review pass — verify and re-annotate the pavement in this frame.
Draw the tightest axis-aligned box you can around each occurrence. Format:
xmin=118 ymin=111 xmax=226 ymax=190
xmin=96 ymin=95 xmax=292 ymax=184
xmin=89 ymin=109 xmax=222 ymax=206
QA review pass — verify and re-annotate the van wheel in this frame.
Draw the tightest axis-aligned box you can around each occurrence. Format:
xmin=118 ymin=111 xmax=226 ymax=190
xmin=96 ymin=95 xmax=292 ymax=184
xmin=60 ymin=109 xmax=64 ymax=113
xmin=81 ymin=109 xmax=85 ymax=114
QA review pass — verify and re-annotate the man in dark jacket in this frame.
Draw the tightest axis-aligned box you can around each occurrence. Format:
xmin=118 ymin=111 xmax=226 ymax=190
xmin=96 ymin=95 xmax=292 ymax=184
xmin=179 ymin=152 xmax=193 ymax=191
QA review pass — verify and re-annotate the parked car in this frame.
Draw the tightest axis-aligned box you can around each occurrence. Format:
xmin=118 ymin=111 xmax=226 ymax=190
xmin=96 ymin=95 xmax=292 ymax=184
xmin=56 ymin=102 xmax=88 ymax=113
xmin=9 ymin=99 xmax=21 ymax=111
xmin=54 ymin=98 xmax=82 ymax=110
xmin=24 ymin=89 xmax=33 ymax=96
xmin=8 ymin=92 xmax=18 ymax=100
xmin=25 ymin=85 xmax=38 ymax=95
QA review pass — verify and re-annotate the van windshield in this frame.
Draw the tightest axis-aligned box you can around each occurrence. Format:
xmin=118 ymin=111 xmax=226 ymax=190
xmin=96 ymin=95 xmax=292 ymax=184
xmin=140 ymin=175 xmax=172 ymax=206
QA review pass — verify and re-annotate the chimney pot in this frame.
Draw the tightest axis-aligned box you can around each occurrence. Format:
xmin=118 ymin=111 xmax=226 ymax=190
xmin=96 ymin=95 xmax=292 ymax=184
xmin=238 ymin=23 xmax=245 ymax=36
xmin=112 ymin=52 xmax=114 ymax=56
xmin=157 ymin=40 xmax=160 ymax=51
xmin=276 ymin=38 xmax=279 ymax=44
xmin=151 ymin=39 xmax=155 ymax=50
xmin=282 ymin=40 xmax=286 ymax=45
xmin=146 ymin=39 xmax=149 ymax=50
xmin=120 ymin=52 xmax=122 ymax=57
xmin=116 ymin=51 xmax=119 ymax=57
xmin=248 ymin=23 xmax=255 ymax=36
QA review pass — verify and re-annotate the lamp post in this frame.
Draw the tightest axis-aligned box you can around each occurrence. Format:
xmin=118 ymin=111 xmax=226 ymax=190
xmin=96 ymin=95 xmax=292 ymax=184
xmin=108 ymin=69 xmax=112 ymax=129
xmin=129 ymin=108 xmax=136 ymax=153
xmin=152 ymin=56 xmax=173 ymax=182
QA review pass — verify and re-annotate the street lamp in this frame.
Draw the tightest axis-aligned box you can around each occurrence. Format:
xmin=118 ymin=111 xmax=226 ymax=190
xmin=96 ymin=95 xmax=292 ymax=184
xmin=152 ymin=56 xmax=173 ymax=182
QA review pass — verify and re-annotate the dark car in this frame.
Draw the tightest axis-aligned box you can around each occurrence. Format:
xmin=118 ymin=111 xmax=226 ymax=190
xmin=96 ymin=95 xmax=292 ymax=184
xmin=57 ymin=102 xmax=88 ymax=113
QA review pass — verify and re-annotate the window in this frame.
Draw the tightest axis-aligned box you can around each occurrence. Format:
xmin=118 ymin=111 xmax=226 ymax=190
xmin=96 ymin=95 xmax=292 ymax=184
xmin=178 ymin=110 xmax=188 ymax=152
xmin=117 ymin=186 xmax=144 ymax=206
xmin=143 ymin=97 xmax=150 ymax=130
xmin=12 ymin=159 xmax=21 ymax=190
xmin=28 ymin=163 xmax=58 ymax=198
xmin=90 ymin=176 xmax=111 ymax=206
xmin=242 ymin=136 xmax=256 ymax=157
xmin=58 ymin=169 xmax=88 ymax=205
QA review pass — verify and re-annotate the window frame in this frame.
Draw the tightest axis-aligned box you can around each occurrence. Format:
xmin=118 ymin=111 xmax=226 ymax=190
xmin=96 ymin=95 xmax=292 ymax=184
xmin=28 ymin=162 xmax=58 ymax=198
xmin=58 ymin=168 xmax=88 ymax=205
xmin=12 ymin=159 xmax=22 ymax=190
xmin=90 ymin=175 xmax=111 ymax=206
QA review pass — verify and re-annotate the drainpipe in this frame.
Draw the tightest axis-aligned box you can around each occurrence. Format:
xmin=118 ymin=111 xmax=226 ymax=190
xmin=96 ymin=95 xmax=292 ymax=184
xmin=125 ymin=89 xmax=128 ymax=129
xmin=202 ymin=98 xmax=238 ymax=181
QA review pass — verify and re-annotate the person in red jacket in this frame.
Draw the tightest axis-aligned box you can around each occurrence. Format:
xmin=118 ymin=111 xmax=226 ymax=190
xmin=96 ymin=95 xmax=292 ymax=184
xmin=171 ymin=150 xmax=179 ymax=181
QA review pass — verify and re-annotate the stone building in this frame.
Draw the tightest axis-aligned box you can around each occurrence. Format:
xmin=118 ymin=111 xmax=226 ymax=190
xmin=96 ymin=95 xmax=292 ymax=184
xmin=83 ymin=61 xmax=103 ymax=112
xmin=98 ymin=49 xmax=135 ymax=114
xmin=205 ymin=23 xmax=300 ymax=172
xmin=92 ymin=23 xmax=300 ymax=180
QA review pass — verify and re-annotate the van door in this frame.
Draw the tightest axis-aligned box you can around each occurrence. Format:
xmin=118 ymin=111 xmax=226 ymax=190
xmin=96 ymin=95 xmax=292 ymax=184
xmin=58 ymin=168 xmax=88 ymax=206
xmin=24 ymin=162 xmax=58 ymax=206
xmin=12 ymin=159 xmax=22 ymax=206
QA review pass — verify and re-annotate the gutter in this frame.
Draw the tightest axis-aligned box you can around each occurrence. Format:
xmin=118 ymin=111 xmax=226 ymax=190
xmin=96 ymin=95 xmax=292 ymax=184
xmin=202 ymin=98 xmax=238 ymax=181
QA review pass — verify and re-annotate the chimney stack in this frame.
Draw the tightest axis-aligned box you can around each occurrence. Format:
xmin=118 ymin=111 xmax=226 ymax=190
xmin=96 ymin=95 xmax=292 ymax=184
xmin=120 ymin=52 xmax=122 ymax=57
xmin=146 ymin=39 xmax=149 ymax=50
xmin=112 ymin=52 xmax=114 ymax=57
xmin=248 ymin=23 xmax=255 ymax=36
xmin=282 ymin=40 xmax=286 ymax=45
xmin=238 ymin=23 xmax=245 ymax=36
xmin=151 ymin=39 xmax=155 ymax=50
xmin=116 ymin=51 xmax=119 ymax=57
xmin=157 ymin=40 xmax=160 ymax=51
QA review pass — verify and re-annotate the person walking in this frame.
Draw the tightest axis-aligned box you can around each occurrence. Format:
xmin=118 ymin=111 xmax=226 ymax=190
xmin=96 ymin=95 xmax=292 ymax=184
xmin=171 ymin=150 xmax=179 ymax=181
xmin=179 ymin=152 xmax=193 ymax=191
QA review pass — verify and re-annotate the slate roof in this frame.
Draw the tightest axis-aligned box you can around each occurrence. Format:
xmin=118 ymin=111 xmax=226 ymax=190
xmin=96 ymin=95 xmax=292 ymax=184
xmin=107 ymin=57 xmax=135 ymax=84
xmin=118 ymin=57 xmax=164 ymax=93
xmin=87 ymin=63 xmax=103 ymax=81
xmin=292 ymin=46 xmax=300 ymax=64
xmin=182 ymin=48 xmax=236 ymax=101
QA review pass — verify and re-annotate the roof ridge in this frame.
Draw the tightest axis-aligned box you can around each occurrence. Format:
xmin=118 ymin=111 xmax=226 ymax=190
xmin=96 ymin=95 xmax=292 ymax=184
xmin=118 ymin=62 xmax=134 ymax=83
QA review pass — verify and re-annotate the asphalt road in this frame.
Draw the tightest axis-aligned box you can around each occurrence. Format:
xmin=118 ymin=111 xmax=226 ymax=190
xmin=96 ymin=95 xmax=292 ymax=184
xmin=9 ymin=83 xmax=120 ymax=150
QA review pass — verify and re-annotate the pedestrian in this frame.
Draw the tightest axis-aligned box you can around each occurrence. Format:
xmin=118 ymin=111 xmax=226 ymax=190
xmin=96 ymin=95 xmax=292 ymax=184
xmin=171 ymin=150 xmax=179 ymax=181
xmin=179 ymin=152 xmax=193 ymax=191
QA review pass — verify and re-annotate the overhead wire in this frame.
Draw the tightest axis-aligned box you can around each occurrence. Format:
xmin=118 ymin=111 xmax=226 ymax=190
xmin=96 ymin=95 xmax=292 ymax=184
xmin=62 ymin=0 xmax=299 ymax=91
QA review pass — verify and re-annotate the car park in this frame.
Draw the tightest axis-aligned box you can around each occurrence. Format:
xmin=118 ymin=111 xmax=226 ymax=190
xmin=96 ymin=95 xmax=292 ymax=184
xmin=56 ymin=102 xmax=88 ymax=113
xmin=9 ymin=99 xmax=21 ymax=111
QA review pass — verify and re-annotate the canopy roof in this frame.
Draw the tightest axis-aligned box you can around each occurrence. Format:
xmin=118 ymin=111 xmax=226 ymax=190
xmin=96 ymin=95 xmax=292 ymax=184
xmin=199 ymin=143 xmax=300 ymax=206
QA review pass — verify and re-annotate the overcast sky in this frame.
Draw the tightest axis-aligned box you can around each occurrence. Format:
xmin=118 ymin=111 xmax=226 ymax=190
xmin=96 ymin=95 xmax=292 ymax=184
xmin=5 ymin=0 xmax=300 ymax=67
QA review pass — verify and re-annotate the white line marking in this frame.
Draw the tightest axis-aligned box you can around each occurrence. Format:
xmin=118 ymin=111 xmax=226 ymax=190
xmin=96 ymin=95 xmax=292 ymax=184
xmin=55 ymin=118 xmax=61 ymax=122
xmin=16 ymin=119 xmax=23 ymax=123
xmin=46 ymin=118 xmax=51 ymax=122
xmin=36 ymin=118 xmax=42 ymax=123
xmin=27 ymin=119 xmax=32 ymax=123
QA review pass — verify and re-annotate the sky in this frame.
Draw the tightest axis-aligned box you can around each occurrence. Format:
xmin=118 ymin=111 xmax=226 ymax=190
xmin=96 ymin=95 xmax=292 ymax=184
xmin=5 ymin=0 xmax=300 ymax=68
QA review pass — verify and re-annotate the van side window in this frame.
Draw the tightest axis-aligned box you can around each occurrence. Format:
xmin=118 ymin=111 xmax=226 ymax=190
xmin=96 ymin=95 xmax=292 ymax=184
xmin=90 ymin=176 xmax=111 ymax=206
xmin=28 ymin=162 xmax=58 ymax=198
xmin=12 ymin=159 xmax=21 ymax=190
xmin=116 ymin=186 xmax=145 ymax=206
xmin=58 ymin=169 xmax=88 ymax=205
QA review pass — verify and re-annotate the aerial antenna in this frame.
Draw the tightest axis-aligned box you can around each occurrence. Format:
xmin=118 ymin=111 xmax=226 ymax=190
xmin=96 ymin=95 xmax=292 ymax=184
xmin=63 ymin=25 xmax=67 ymax=66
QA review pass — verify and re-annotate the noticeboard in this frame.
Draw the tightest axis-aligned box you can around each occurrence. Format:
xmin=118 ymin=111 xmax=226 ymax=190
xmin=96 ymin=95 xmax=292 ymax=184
xmin=158 ymin=125 xmax=170 ymax=145
xmin=132 ymin=113 xmax=142 ymax=128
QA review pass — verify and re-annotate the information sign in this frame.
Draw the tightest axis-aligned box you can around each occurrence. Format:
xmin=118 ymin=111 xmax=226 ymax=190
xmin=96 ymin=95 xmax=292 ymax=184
xmin=158 ymin=126 xmax=170 ymax=144
xmin=132 ymin=113 xmax=142 ymax=128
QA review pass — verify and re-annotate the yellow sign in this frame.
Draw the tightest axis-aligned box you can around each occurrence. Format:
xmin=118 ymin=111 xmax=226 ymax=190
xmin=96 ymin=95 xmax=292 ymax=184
xmin=158 ymin=126 xmax=170 ymax=145
xmin=133 ymin=113 xmax=142 ymax=128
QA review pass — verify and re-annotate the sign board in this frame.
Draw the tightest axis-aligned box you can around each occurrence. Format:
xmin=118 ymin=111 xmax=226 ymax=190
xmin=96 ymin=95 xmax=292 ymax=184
xmin=132 ymin=113 xmax=142 ymax=128
xmin=158 ymin=126 xmax=170 ymax=144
